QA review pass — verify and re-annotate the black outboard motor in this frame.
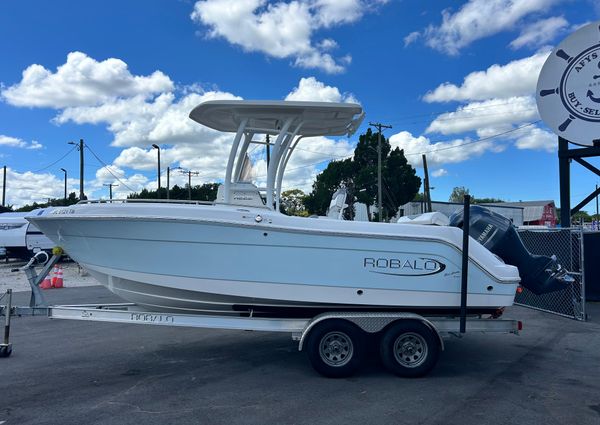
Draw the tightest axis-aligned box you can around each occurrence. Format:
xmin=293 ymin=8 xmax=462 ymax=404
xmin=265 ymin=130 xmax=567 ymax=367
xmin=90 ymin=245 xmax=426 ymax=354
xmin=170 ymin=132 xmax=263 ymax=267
xmin=449 ymin=205 xmax=572 ymax=295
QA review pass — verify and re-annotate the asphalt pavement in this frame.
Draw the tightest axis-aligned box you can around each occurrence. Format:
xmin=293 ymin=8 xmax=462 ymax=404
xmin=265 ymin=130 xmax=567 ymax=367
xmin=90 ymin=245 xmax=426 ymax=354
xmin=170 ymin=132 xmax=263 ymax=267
xmin=1 ymin=286 xmax=599 ymax=425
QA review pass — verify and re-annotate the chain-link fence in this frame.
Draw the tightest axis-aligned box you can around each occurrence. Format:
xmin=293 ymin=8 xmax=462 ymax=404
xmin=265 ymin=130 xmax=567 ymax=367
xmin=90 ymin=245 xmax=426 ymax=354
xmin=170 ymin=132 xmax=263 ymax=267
xmin=515 ymin=228 xmax=586 ymax=321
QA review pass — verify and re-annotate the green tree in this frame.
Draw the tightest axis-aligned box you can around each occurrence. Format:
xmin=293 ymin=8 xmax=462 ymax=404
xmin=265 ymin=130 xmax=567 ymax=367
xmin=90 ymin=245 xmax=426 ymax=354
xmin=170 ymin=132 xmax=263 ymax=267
xmin=382 ymin=147 xmax=421 ymax=217
xmin=304 ymin=129 xmax=421 ymax=220
xmin=303 ymin=158 xmax=354 ymax=215
xmin=572 ymin=210 xmax=591 ymax=223
xmin=15 ymin=192 xmax=80 ymax=212
xmin=449 ymin=186 xmax=470 ymax=203
xmin=474 ymin=197 xmax=504 ymax=204
xmin=280 ymin=189 xmax=308 ymax=216
xmin=128 ymin=183 xmax=219 ymax=201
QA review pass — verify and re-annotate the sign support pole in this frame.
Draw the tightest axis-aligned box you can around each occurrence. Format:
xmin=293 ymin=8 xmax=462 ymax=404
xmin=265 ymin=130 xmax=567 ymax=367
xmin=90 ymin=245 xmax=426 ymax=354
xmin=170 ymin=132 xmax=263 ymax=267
xmin=558 ymin=137 xmax=571 ymax=227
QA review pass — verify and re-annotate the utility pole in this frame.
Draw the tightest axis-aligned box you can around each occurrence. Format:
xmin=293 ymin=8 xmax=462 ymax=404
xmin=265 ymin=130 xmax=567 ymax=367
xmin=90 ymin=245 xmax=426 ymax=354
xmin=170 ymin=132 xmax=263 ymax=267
xmin=422 ymin=154 xmax=432 ymax=213
xmin=152 ymin=144 xmax=161 ymax=198
xmin=179 ymin=169 xmax=199 ymax=200
xmin=68 ymin=139 xmax=85 ymax=200
xmin=79 ymin=139 xmax=84 ymax=200
xmin=60 ymin=168 xmax=67 ymax=200
xmin=369 ymin=122 xmax=392 ymax=222
xmin=103 ymin=183 xmax=118 ymax=200
xmin=2 ymin=165 xmax=6 ymax=207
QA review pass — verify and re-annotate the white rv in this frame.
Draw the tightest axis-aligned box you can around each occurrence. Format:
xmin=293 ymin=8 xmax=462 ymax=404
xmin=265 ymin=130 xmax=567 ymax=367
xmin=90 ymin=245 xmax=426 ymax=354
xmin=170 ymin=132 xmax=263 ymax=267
xmin=0 ymin=209 xmax=54 ymax=259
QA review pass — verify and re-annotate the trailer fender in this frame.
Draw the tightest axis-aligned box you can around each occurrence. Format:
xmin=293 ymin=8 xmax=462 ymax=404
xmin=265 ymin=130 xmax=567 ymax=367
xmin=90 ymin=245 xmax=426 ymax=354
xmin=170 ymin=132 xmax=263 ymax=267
xmin=298 ymin=312 xmax=444 ymax=352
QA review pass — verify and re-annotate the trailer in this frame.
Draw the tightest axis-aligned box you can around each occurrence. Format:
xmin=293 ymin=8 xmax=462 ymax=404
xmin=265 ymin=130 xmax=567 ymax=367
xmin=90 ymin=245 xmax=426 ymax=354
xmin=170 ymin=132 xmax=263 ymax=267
xmin=0 ymin=252 xmax=521 ymax=378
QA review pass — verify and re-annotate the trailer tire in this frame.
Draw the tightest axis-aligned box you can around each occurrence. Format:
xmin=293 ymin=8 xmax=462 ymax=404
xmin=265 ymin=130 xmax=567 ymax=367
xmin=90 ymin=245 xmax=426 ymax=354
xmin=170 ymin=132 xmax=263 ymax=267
xmin=379 ymin=321 xmax=440 ymax=378
xmin=305 ymin=319 xmax=364 ymax=378
xmin=0 ymin=344 xmax=12 ymax=358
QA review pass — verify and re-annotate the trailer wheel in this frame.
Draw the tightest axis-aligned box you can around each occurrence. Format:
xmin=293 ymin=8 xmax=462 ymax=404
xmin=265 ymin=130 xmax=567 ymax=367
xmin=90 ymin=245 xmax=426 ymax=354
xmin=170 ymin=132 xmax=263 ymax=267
xmin=305 ymin=319 xmax=364 ymax=378
xmin=0 ymin=344 xmax=12 ymax=358
xmin=379 ymin=321 xmax=440 ymax=378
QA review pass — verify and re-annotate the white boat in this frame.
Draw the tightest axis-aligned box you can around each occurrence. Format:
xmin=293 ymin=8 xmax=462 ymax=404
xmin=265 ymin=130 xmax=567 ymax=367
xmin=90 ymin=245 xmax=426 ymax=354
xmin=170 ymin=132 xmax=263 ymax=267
xmin=0 ymin=209 xmax=55 ymax=259
xmin=28 ymin=101 xmax=523 ymax=316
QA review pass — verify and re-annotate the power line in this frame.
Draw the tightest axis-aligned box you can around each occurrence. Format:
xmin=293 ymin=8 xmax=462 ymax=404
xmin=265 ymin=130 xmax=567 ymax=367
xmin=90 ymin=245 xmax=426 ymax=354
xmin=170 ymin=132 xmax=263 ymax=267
xmin=423 ymin=109 xmax=538 ymax=123
xmin=30 ymin=145 xmax=78 ymax=173
xmin=84 ymin=144 xmax=136 ymax=193
xmin=381 ymin=100 xmax=538 ymax=125
xmin=257 ymin=120 xmax=543 ymax=179
xmin=403 ymin=121 xmax=540 ymax=156
xmin=209 ymin=121 xmax=544 ymax=183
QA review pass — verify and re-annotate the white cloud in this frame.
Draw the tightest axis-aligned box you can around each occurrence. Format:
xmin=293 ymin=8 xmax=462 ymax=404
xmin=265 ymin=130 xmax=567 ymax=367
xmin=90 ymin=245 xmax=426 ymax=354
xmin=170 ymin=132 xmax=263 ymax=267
xmin=509 ymin=16 xmax=568 ymax=49
xmin=90 ymin=165 xmax=150 ymax=199
xmin=190 ymin=0 xmax=387 ymax=73
xmin=317 ymin=38 xmax=338 ymax=51
xmin=422 ymin=0 xmax=559 ymax=55
xmin=112 ymin=147 xmax=162 ymax=171
xmin=3 ymin=51 xmax=363 ymax=203
xmin=389 ymin=131 xmax=505 ymax=169
xmin=403 ymin=31 xmax=421 ymax=47
xmin=388 ymin=124 xmax=554 ymax=169
xmin=514 ymin=126 xmax=556 ymax=151
xmin=313 ymin=0 xmax=371 ymax=27
xmin=56 ymin=73 xmax=360 ymax=194
xmin=0 ymin=135 xmax=24 ymax=148
xmin=423 ymin=50 xmax=550 ymax=103
xmin=0 ymin=135 xmax=44 ymax=150
xmin=285 ymin=77 xmax=358 ymax=103
xmin=1 ymin=51 xmax=173 ymax=108
xmin=250 ymin=135 xmax=355 ymax=193
xmin=0 ymin=168 xmax=75 ymax=208
xmin=425 ymin=96 xmax=539 ymax=135
xmin=56 ymin=90 xmax=241 ymax=148
xmin=61 ymin=78 xmax=359 ymax=193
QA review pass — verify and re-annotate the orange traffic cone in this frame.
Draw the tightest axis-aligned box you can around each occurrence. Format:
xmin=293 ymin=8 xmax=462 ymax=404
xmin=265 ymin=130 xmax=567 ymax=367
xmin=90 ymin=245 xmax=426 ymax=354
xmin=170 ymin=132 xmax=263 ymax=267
xmin=54 ymin=266 xmax=64 ymax=289
xmin=40 ymin=275 xmax=52 ymax=290
xmin=51 ymin=265 xmax=59 ymax=288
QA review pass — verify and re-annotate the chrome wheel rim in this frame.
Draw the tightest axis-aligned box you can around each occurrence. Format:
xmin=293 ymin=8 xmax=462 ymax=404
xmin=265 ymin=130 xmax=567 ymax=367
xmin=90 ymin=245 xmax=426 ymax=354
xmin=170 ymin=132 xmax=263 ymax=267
xmin=393 ymin=332 xmax=428 ymax=368
xmin=319 ymin=331 xmax=354 ymax=367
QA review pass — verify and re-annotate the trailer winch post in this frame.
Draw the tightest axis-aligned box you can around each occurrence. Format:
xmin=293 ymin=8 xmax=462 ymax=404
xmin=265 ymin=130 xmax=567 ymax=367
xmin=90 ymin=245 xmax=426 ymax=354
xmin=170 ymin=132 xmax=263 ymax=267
xmin=460 ymin=195 xmax=471 ymax=333
xmin=20 ymin=251 xmax=61 ymax=310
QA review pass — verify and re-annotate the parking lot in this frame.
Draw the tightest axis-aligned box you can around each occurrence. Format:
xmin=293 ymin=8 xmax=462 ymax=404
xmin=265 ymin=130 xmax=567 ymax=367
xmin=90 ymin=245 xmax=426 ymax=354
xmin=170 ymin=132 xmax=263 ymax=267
xmin=1 ymin=286 xmax=600 ymax=425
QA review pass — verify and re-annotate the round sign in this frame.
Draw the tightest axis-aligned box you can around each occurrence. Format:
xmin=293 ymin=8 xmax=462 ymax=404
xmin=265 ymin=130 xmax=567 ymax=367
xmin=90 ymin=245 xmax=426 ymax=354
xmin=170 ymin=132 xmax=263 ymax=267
xmin=536 ymin=21 xmax=600 ymax=146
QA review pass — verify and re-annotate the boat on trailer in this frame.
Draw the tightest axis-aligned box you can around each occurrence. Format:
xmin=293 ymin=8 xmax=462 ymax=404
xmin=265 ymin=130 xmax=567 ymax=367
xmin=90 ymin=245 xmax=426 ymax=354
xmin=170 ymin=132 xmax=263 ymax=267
xmin=16 ymin=100 xmax=573 ymax=377
xmin=27 ymin=100 xmax=569 ymax=319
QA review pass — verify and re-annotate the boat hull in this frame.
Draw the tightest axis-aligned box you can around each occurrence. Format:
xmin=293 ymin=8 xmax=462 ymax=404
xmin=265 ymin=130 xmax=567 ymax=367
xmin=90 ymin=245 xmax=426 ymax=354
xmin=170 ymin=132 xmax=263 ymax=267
xmin=29 ymin=204 xmax=520 ymax=315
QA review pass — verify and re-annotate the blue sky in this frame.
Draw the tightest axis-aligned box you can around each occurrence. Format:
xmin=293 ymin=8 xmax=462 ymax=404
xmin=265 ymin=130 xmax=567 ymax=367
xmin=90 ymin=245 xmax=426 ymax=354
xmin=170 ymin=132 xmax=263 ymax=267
xmin=0 ymin=0 xmax=599 ymax=209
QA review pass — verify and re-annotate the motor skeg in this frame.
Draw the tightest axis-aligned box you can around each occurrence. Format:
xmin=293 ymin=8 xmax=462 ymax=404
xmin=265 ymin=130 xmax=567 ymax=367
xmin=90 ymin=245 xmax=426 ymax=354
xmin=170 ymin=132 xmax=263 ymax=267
xmin=449 ymin=206 xmax=572 ymax=295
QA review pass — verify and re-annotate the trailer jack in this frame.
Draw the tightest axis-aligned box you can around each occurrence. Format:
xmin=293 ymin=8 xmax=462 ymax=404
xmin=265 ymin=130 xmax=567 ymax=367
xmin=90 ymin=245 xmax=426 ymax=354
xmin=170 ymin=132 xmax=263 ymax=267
xmin=0 ymin=251 xmax=63 ymax=357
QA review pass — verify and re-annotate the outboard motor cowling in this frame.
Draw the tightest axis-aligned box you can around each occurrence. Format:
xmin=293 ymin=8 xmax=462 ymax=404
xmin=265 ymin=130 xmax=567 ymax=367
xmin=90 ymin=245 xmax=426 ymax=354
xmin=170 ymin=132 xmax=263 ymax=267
xmin=449 ymin=205 xmax=572 ymax=295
